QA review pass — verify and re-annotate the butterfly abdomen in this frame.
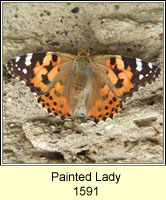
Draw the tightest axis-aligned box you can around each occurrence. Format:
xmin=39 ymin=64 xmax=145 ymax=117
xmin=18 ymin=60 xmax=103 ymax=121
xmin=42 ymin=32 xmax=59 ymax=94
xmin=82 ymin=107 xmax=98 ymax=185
xmin=72 ymin=74 xmax=88 ymax=98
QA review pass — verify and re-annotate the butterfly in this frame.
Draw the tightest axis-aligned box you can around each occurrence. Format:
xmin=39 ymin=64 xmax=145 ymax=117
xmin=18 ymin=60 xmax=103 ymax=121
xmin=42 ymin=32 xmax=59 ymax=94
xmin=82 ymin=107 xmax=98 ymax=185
xmin=6 ymin=48 xmax=160 ymax=123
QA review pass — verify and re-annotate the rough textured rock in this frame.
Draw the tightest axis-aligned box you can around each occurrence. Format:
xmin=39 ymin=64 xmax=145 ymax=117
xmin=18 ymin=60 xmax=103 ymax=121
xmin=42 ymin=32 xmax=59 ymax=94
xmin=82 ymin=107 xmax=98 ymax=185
xmin=3 ymin=2 xmax=163 ymax=164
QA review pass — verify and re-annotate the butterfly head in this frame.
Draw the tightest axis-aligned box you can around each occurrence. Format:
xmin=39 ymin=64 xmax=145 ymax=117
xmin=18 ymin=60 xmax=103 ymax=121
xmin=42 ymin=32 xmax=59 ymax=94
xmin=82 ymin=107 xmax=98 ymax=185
xmin=78 ymin=48 xmax=89 ymax=57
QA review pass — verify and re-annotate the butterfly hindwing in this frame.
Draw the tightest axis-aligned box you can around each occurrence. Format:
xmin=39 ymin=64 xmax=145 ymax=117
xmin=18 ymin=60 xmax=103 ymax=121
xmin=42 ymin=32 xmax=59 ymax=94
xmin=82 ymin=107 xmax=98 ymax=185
xmin=85 ymin=77 xmax=124 ymax=123
xmin=36 ymin=77 xmax=73 ymax=120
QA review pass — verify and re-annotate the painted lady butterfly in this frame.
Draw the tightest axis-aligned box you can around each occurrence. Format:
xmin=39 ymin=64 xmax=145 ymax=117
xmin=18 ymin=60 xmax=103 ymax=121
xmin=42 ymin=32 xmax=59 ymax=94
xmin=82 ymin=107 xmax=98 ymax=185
xmin=6 ymin=48 xmax=160 ymax=123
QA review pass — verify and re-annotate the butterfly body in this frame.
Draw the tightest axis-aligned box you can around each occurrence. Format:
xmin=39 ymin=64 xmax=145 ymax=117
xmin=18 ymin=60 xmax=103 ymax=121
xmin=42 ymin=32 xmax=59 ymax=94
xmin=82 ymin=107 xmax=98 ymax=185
xmin=71 ymin=56 xmax=90 ymax=99
xmin=6 ymin=48 xmax=160 ymax=123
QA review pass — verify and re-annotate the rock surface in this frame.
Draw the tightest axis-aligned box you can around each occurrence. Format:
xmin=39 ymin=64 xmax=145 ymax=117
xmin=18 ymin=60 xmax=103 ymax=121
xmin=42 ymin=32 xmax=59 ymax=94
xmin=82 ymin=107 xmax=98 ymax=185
xmin=3 ymin=2 xmax=163 ymax=164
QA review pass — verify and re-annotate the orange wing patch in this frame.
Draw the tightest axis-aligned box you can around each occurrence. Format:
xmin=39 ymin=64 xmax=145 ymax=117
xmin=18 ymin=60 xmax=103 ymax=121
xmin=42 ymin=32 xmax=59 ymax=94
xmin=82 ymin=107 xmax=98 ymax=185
xmin=36 ymin=79 xmax=72 ymax=120
xmin=30 ymin=53 xmax=61 ymax=94
xmin=106 ymin=57 xmax=135 ymax=97
xmin=88 ymin=84 xmax=124 ymax=123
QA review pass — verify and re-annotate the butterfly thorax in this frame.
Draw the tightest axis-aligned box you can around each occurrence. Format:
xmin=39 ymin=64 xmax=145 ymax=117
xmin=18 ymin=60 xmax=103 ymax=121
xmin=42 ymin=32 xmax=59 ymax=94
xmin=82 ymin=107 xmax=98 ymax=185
xmin=77 ymin=48 xmax=89 ymax=57
xmin=72 ymin=56 xmax=90 ymax=99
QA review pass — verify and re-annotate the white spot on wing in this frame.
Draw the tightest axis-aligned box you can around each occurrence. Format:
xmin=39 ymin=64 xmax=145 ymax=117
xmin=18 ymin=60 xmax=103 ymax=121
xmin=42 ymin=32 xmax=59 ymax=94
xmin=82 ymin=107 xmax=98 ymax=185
xmin=148 ymin=62 xmax=153 ymax=69
xmin=139 ymin=74 xmax=144 ymax=80
xmin=25 ymin=60 xmax=31 ymax=66
xmin=25 ymin=53 xmax=33 ymax=66
xmin=22 ymin=68 xmax=28 ymax=74
xmin=136 ymin=58 xmax=142 ymax=72
xmin=15 ymin=56 xmax=20 ymax=62
xmin=27 ymin=53 xmax=33 ymax=57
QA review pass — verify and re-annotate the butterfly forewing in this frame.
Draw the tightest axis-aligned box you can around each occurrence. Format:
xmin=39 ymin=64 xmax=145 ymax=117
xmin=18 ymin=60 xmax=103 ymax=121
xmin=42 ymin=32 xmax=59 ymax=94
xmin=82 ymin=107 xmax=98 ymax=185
xmin=92 ymin=55 xmax=160 ymax=99
xmin=6 ymin=52 xmax=76 ymax=95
